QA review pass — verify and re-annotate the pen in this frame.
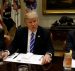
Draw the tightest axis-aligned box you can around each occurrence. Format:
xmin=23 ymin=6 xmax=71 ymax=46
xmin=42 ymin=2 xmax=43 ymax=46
xmin=13 ymin=53 xmax=19 ymax=59
xmin=39 ymin=56 xmax=44 ymax=61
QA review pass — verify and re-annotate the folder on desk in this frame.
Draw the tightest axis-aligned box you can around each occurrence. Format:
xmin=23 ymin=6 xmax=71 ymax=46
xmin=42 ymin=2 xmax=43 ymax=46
xmin=72 ymin=59 xmax=75 ymax=68
xmin=4 ymin=53 xmax=44 ymax=65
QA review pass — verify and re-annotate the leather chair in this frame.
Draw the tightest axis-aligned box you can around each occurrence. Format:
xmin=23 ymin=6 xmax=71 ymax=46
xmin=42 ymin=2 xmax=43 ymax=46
xmin=51 ymin=31 xmax=67 ymax=56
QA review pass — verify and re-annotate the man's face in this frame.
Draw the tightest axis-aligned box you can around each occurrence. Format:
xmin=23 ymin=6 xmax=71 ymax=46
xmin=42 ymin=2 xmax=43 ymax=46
xmin=26 ymin=18 xmax=38 ymax=32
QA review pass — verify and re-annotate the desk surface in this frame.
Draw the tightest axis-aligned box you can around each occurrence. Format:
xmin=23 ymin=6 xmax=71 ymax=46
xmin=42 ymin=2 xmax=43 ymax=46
xmin=64 ymin=68 xmax=75 ymax=71
xmin=1 ymin=56 xmax=75 ymax=71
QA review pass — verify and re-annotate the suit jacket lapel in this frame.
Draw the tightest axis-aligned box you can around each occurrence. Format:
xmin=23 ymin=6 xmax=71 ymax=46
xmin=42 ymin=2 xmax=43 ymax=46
xmin=34 ymin=27 xmax=41 ymax=48
xmin=23 ymin=27 xmax=28 ymax=52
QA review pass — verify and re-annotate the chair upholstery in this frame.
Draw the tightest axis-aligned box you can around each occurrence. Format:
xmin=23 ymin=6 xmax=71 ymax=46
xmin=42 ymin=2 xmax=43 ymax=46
xmin=51 ymin=31 xmax=67 ymax=51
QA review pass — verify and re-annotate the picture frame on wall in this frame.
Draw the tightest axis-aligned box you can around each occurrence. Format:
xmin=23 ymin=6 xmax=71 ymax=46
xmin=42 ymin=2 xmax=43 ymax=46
xmin=42 ymin=0 xmax=75 ymax=15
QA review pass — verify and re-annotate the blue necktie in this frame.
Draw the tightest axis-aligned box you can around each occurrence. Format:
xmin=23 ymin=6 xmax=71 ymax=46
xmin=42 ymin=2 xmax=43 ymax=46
xmin=30 ymin=33 xmax=35 ymax=53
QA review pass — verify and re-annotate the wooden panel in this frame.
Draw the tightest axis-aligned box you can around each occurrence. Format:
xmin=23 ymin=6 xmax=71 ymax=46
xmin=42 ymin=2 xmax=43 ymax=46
xmin=0 ymin=62 xmax=7 ymax=71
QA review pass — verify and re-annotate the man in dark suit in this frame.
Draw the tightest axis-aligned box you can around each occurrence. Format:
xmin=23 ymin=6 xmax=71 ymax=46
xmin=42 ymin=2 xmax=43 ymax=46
xmin=2 ymin=10 xmax=54 ymax=71
xmin=66 ymin=30 xmax=75 ymax=59
xmin=66 ymin=30 xmax=75 ymax=52
xmin=65 ymin=30 xmax=75 ymax=71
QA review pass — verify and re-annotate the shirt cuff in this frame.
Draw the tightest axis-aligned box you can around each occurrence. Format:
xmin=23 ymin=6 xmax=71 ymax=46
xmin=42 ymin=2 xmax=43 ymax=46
xmin=46 ymin=52 xmax=52 ymax=57
xmin=4 ymin=50 xmax=10 ymax=55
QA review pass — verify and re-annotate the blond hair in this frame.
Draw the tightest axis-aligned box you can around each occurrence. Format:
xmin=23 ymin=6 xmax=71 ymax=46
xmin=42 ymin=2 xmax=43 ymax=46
xmin=25 ymin=10 xmax=38 ymax=19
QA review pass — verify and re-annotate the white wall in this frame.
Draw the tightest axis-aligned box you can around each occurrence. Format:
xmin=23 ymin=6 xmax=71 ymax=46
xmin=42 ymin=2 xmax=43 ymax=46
xmin=37 ymin=0 xmax=75 ymax=28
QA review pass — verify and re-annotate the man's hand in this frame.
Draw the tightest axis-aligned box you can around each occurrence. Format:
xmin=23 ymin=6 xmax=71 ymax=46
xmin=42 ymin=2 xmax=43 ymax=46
xmin=2 ymin=51 xmax=9 ymax=60
xmin=42 ymin=53 xmax=52 ymax=64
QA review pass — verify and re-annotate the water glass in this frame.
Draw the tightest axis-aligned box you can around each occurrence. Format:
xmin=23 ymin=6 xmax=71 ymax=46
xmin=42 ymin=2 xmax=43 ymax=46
xmin=63 ymin=53 xmax=72 ymax=70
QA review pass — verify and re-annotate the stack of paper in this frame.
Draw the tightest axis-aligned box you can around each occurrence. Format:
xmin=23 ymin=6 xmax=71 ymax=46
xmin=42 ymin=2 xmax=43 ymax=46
xmin=72 ymin=59 xmax=75 ymax=68
xmin=4 ymin=53 xmax=43 ymax=65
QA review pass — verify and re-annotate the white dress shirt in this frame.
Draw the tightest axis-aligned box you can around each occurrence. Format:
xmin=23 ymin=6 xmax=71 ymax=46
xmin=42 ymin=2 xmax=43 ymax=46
xmin=27 ymin=30 xmax=36 ymax=52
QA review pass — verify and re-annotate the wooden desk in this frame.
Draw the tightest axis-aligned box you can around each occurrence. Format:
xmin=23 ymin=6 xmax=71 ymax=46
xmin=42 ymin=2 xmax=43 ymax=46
xmin=0 ymin=62 xmax=7 ymax=71
xmin=0 ymin=62 xmax=17 ymax=71
xmin=2 ymin=56 xmax=75 ymax=71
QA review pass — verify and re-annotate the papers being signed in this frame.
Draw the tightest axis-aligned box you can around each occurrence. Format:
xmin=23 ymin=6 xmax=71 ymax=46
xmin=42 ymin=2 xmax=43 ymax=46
xmin=72 ymin=59 xmax=75 ymax=68
xmin=4 ymin=53 xmax=43 ymax=65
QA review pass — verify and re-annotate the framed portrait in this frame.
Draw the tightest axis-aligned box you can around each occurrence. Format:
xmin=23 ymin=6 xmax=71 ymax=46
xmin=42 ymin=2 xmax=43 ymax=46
xmin=42 ymin=0 xmax=75 ymax=14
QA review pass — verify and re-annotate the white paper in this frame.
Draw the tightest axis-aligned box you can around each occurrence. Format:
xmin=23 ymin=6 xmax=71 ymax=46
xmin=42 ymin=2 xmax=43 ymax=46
xmin=4 ymin=53 xmax=43 ymax=65
xmin=72 ymin=59 xmax=75 ymax=68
